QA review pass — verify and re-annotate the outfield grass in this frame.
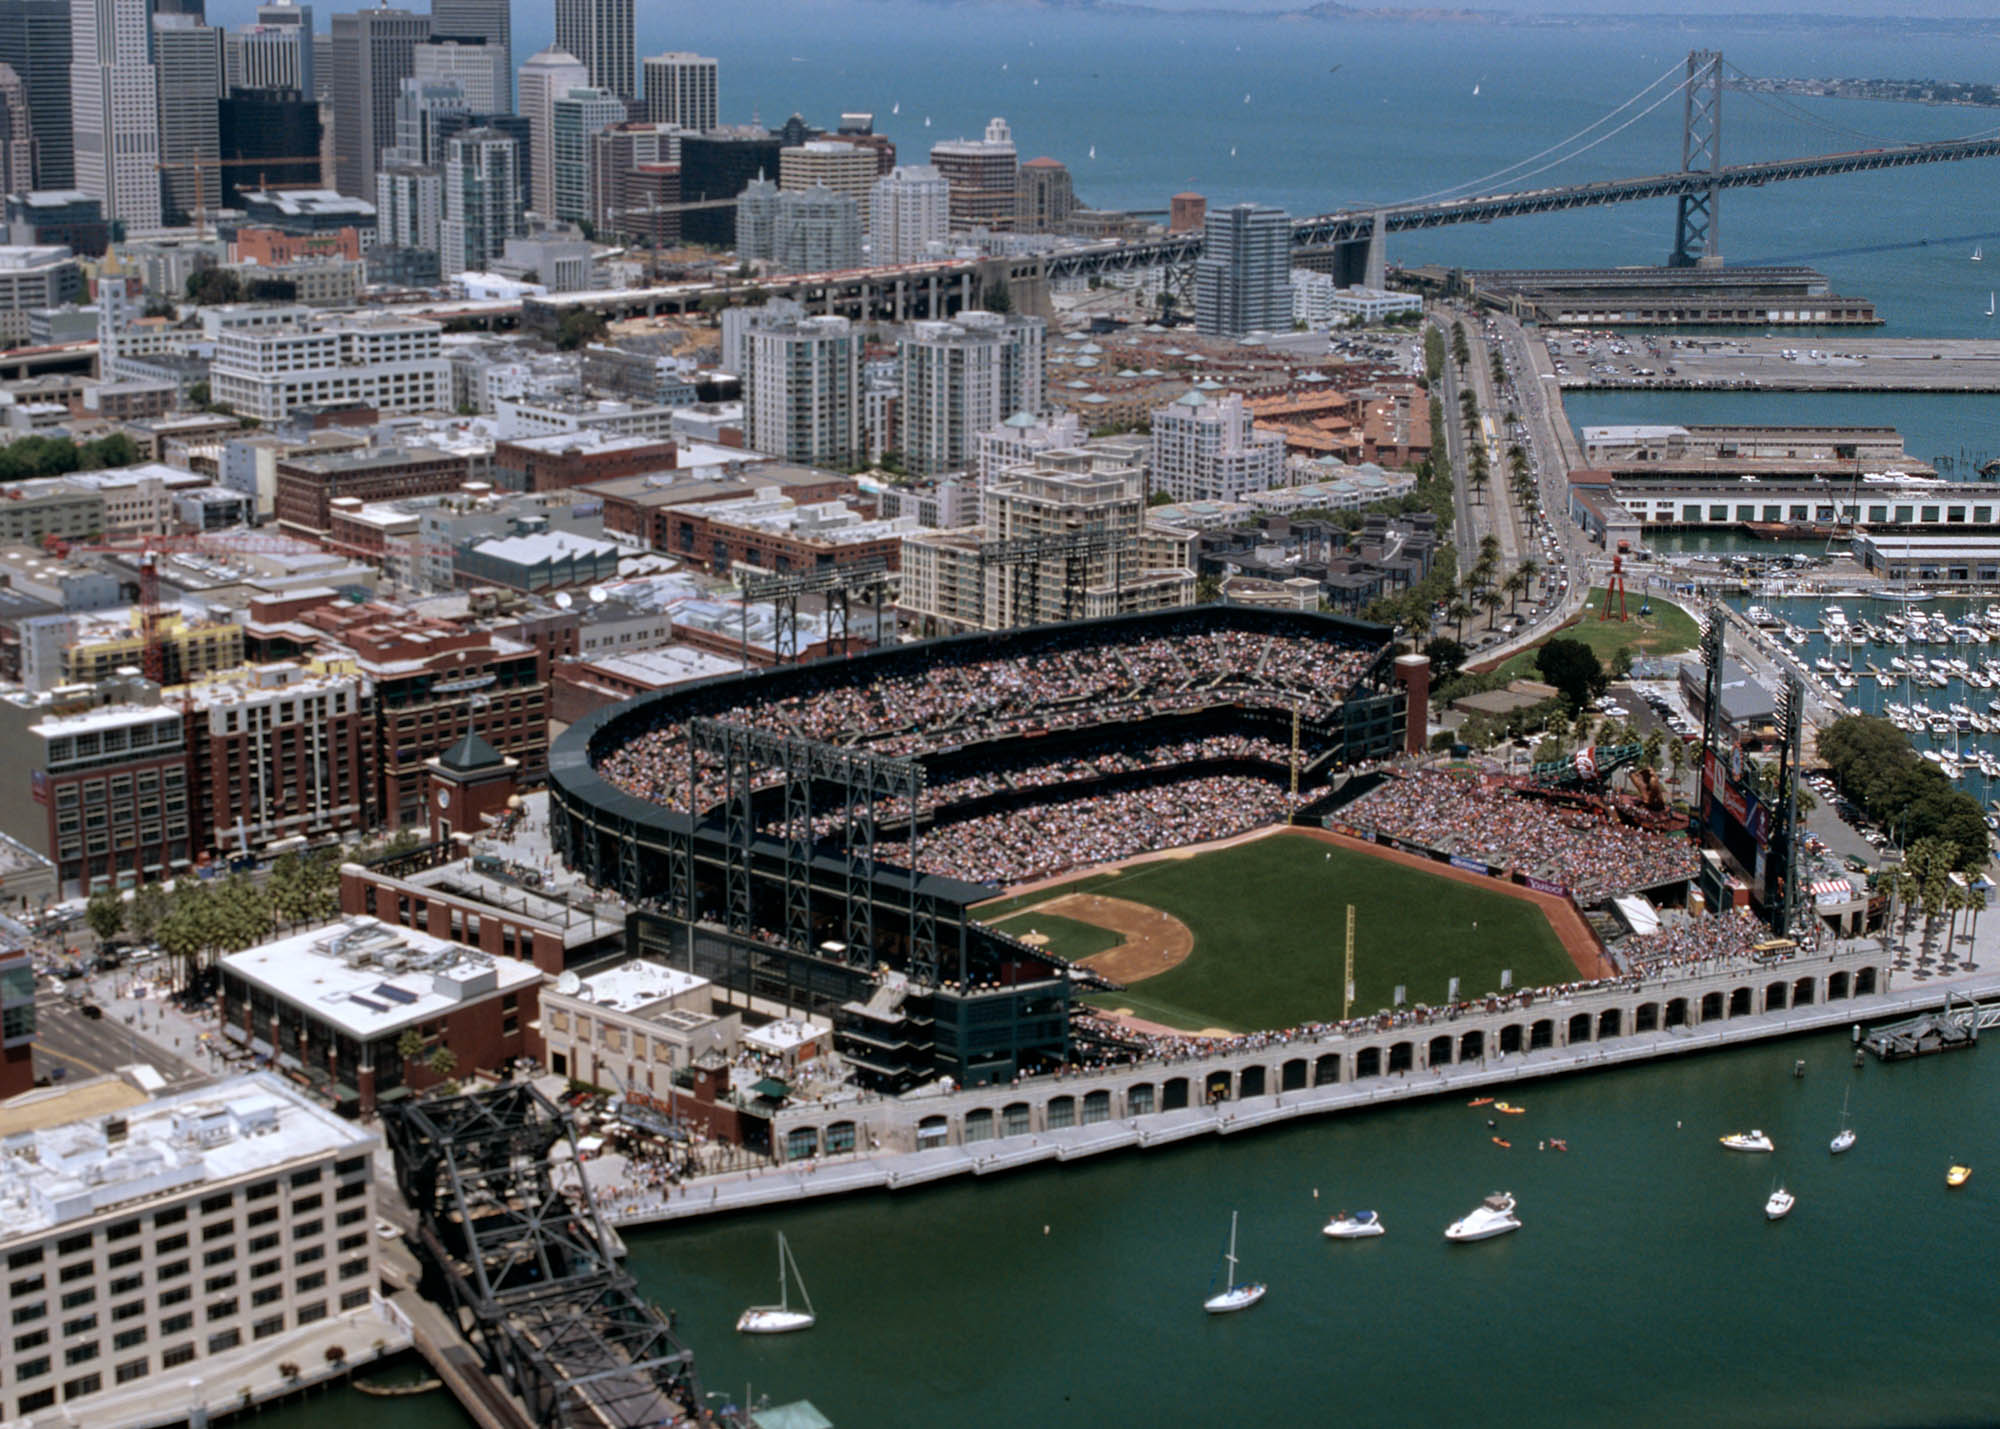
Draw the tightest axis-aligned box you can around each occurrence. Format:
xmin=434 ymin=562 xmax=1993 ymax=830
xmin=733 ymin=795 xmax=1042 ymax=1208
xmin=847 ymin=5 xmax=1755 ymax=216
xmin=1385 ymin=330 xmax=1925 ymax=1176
xmin=989 ymin=832 xmax=1578 ymax=1033
xmin=1494 ymin=586 xmax=1700 ymax=680
xmin=987 ymin=909 xmax=1125 ymax=963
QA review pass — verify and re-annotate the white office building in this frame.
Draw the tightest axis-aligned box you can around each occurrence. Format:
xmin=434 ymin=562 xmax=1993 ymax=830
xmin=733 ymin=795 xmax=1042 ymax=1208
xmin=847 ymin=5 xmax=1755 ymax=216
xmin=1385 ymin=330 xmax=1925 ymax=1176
xmin=899 ymin=311 xmax=1046 ymax=478
xmin=517 ymin=47 xmax=587 ymax=219
xmin=210 ymin=314 xmax=452 ymax=420
xmin=0 ymin=1074 xmax=385 ymax=1426
xmin=1195 ymin=202 xmax=1291 ymax=338
xmin=1291 ymin=270 xmax=1423 ymax=327
xmin=1147 ymin=390 xmax=1287 ymax=502
xmin=740 ymin=313 xmax=862 ymax=468
xmin=411 ymin=34 xmax=495 ymax=113
xmin=225 ymin=0 xmax=314 ymax=93
xmin=69 ymin=0 xmax=161 ymax=229
xmin=869 ymin=164 xmax=949 ymax=265
xmin=642 ymin=51 xmax=716 ymax=133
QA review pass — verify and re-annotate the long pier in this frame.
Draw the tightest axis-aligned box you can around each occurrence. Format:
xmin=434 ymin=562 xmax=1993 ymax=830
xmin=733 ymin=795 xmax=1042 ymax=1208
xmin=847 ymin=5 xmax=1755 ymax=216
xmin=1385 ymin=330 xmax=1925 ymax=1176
xmin=1558 ymin=336 xmax=2000 ymax=393
xmin=589 ymin=945 xmax=1990 ymax=1228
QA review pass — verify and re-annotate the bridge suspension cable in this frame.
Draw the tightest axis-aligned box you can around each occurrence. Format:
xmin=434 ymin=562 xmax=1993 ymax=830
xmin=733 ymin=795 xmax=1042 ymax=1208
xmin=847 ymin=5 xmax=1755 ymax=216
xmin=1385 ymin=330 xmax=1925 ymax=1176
xmin=1393 ymin=58 xmax=1691 ymax=205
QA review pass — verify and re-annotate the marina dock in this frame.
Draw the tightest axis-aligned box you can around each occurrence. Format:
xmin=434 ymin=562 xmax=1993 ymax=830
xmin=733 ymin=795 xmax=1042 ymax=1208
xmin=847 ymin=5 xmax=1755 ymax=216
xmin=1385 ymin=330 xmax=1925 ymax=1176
xmin=1559 ymin=336 xmax=2000 ymax=392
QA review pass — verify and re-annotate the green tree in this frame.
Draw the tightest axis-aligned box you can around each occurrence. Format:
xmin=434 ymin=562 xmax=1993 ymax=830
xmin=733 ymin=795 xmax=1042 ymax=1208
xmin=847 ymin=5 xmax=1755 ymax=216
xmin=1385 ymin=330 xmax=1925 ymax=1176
xmin=185 ymin=269 xmax=245 ymax=305
xmin=128 ymin=882 xmax=170 ymax=941
xmin=1423 ymin=326 xmax=1445 ymax=381
xmin=1421 ymin=635 xmax=1468 ymax=683
xmin=1536 ymin=637 xmax=1608 ymax=712
xmin=85 ymin=887 xmax=124 ymax=944
xmin=426 ymin=1046 xmax=459 ymax=1079
xmin=397 ymin=1028 xmax=426 ymax=1062
xmin=1608 ymin=644 xmax=1634 ymax=680
xmin=555 ymin=308 xmax=608 ymax=350
xmin=185 ymin=380 xmax=211 ymax=408
xmin=983 ymin=281 xmax=1012 ymax=315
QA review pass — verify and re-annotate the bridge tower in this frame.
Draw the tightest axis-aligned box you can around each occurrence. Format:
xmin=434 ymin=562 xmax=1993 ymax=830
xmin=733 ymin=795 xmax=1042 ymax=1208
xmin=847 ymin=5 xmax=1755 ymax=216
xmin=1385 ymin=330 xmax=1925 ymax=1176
xmin=1671 ymin=50 xmax=1725 ymax=268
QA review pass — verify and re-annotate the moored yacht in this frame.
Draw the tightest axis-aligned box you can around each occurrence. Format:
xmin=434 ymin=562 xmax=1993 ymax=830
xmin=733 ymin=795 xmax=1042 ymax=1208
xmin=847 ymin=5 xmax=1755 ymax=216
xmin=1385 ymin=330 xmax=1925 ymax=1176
xmin=1765 ymin=1185 xmax=1795 ymax=1220
xmin=1444 ymin=1191 xmax=1521 ymax=1242
xmin=1720 ymin=1130 xmax=1775 ymax=1152
xmin=1322 ymin=1210 xmax=1385 ymax=1239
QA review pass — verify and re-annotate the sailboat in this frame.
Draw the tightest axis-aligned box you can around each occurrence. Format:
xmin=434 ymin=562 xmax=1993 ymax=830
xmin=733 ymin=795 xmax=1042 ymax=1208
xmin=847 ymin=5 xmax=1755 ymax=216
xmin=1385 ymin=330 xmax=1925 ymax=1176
xmin=736 ymin=1233 xmax=816 ymax=1334
xmin=1201 ymin=1211 xmax=1266 ymax=1314
xmin=1986 ymin=291 xmax=1994 ymax=318
xmin=1830 ymin=1090 xmax=1856 ymax=1154
xmin=1974 ymin=245 xmax=1984 ymax=262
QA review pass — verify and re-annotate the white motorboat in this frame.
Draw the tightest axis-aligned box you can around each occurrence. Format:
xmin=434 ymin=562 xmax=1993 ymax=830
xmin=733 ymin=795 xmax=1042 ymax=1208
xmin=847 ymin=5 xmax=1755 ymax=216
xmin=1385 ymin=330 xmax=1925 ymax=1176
xmin=736 ymin=1232 xmax=817 ymax=1334
xmin=1720 ymin=1130 xmax=1775 ymax=1152
xmin=1203 ymin=1210 xmax=1266 ymax=1314
xmin=1322 ymin=1210 xmax=1385 ymax=1239
xmin=1444 ymin=1191 xmax=1521 ymax=1242
xmin=1764 ymin=1185 xmax=1795 ymax=1220
xmin=1831 ymin=1091 xmax=1856 ymax=1155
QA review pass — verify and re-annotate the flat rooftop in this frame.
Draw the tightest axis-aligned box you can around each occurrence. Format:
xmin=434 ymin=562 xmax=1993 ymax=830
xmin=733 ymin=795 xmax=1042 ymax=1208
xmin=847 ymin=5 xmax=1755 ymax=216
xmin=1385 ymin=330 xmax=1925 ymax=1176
xmin=569 ymin=960 xmax=709 ymax=1014
xmin=220 ymin=916 xmax=542 ymax=1040
xmin=0 ymin=1073 xmax=373 ymax=1239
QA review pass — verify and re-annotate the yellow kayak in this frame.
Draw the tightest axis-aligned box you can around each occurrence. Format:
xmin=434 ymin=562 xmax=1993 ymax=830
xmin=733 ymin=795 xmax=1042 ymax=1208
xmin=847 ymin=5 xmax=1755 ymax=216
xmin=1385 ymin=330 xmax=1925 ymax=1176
xmin=1948 ymin=1165 xmax=1972 ymax=1188
xmin=1495 ymin=1102 xmax=1526 ymax=1115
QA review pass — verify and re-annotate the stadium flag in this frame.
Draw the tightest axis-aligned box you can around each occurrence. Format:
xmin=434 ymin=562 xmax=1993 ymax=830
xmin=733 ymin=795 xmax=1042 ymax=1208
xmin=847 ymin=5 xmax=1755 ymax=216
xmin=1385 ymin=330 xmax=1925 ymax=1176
xmin=1345 ymin=981 xmax=1355 ymax=1003
xmin=1393 ymin=984 xmax=1406 ymax=1007
xmin=1500 ymin=969 xmax=1513 ymax=990
xmin=1447 ymin=976 xmax=1460 ymax=1002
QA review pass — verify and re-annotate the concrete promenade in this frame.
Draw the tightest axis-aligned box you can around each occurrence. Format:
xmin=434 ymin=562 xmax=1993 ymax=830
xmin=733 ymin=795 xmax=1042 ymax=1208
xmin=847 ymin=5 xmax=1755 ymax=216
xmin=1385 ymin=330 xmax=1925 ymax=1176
xmin=596 ymin=954 xmax=2000 ymax=1230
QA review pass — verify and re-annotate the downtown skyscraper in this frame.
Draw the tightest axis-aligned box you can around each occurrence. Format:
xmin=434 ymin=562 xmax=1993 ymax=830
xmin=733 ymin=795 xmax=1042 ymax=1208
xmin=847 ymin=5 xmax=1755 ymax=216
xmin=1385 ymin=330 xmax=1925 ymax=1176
xmin=0 ymin=0 xmax=69 ymax=186
xmin=71 ymin=0 xmax=161 ymax=228
xmin=330 ymin=5 xmax=428 ymax=199
xmin=429 ymin=0 xmax=510 ymax=111
xmin=554 ymin=0 xmax=632 ymax=100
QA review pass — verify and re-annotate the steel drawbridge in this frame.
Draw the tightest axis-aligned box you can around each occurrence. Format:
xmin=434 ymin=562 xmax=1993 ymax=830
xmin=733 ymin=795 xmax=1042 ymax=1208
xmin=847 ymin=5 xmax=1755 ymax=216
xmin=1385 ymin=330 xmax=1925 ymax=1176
xmin=384 ymin=1084 xmax=710 ymax=1429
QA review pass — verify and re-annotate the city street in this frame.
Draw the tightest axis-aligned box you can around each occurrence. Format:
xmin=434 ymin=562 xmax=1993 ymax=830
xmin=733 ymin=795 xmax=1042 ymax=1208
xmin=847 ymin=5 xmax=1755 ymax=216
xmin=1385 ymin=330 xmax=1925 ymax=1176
xmin=32 ymin=973 xmax=214 ymax=1090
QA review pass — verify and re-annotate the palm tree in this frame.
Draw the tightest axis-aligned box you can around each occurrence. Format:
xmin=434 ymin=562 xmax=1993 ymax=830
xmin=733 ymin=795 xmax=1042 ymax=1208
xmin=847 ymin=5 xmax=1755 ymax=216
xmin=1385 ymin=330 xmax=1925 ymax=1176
xmin=1480 ymin=587 xmax=1504 ymax=628
xmin=1518 ymin=557 xmax=1541 ymax=591
xmin=1504 ymin=568 xmax=1529 ymax=613
xmin=1447 ymin=598 xmax=1473 ymax=638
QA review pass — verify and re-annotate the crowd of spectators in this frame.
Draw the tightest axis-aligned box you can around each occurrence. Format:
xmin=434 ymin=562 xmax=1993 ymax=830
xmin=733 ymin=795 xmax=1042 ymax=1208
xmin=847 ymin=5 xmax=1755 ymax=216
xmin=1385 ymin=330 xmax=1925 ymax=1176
xmin=596 ymin=627 xmax=1377 ymax=812
xmin=1342 ymin=769 xmax=1699 ymax=903
xmin=886 ymin=776 xmax=1298 ymax=886
xmin=1614 ymin=906 xmax=1809 ymax=976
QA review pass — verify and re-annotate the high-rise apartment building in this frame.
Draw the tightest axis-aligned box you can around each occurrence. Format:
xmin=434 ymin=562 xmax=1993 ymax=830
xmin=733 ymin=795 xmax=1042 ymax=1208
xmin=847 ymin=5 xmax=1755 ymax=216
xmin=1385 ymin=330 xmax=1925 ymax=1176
xmin=429 ymin=0 xmax=510 ymax=110
xmin=516 ymin=47 xmax=586 ymax=219
xmin=554 ymin=0 xmax=632 ymax=100
xmin=898 ymin=311 xmax=1046 ymax=478
xmin=0 ymin=0 xmax=67 ymax=187
xmin=377 ymin=157 xmax=441 ymax=251
xmin=441 ymin=127 xmax=518 ymax=276
xmin=740 ymin=312 xmax=862 ymax=468
xmin=329 ymin=6 xmax=428 ymax=199
xmin=550 ymin=84 xmax=627 ymax=225
xmin=1015 ymin=156 xmax=1077 ymax=233
xmin=1146 ymin=390 xmax=1287 ymax=502
xmin=0 ymin=63 xmax=32 ymax=198
xmin=70 ymin=0 xmax=161 ymax=228
xmin=642 ymin=51 xmax=716 ymax=132
xmin=780 ymin=140 xmax=876 ymax=225
xmin=1194 ymin=201 xmax=1291 ymax=338
xmin=154 ymin=15 xmax=224 ymax=226
xmin=930 ymin=116 xmax=1017 ymax=232
xmin=737 ymin=179 xmax=860 ymax=273
xmin=869 ymin=164 xmax=948 ymax=264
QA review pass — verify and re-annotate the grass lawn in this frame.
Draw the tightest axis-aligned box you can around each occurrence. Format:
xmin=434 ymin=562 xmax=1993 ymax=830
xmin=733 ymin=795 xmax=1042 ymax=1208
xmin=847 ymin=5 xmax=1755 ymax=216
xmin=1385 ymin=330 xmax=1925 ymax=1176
xmin=987 ymin=909 xmax=1125 ymax=963
xmin=1493 ymin=587 xmax=1700 ymax=680
xmin=989 ymin=832 xmax=1574 ymax=1033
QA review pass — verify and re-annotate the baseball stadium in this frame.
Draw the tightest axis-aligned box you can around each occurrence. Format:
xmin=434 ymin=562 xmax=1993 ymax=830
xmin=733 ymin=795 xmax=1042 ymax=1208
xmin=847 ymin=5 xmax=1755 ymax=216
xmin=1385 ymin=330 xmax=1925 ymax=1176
xmin=547 ymin=604 xmax=1740 ymax=1092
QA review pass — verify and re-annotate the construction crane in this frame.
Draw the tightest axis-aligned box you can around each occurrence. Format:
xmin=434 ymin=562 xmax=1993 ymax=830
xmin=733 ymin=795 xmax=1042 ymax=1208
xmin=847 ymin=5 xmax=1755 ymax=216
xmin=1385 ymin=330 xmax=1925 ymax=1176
xmin=154 ymin=156 xmax=329 ymax=240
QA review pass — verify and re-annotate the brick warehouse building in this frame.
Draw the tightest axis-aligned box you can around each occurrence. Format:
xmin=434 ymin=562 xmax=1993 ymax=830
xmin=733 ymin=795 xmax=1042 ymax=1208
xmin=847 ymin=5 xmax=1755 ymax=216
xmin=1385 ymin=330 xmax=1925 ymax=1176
xmin=274 ymin=444 xmax=474 ymax=538
xmin=244 ymin=595 xmax=549 ymax=828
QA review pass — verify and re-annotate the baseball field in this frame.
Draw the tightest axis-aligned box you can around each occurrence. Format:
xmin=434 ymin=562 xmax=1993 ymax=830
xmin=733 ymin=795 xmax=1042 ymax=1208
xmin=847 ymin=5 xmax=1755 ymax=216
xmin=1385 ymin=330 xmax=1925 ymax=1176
xmin=979 ymin=827 xmax=1589 ymax=1035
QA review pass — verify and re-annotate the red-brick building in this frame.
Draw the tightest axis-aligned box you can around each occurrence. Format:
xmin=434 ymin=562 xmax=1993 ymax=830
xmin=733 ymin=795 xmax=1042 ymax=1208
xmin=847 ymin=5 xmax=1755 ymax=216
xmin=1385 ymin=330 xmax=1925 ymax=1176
xmin=275 ymin=446 xmax=473 ymax=538
xmin=494 ymin=432 xmax=678 ymax=494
